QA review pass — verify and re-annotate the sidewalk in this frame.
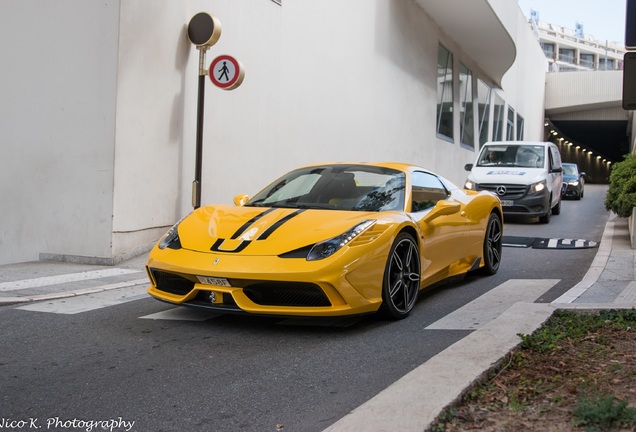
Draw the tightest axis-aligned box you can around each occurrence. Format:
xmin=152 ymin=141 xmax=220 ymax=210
xmin=1 ymin=216 xmax=634 ymax=432
xmin=0 ymin=252 xmax=148 ymax=306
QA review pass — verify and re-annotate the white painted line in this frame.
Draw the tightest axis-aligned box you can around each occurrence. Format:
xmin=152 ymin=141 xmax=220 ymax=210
xmin=140 ymin=307 xmax=221 ymax=321
xmin=323 ymin=303 xmax=555 ymax=432
xmin=426 ymin=279 xmax=559 ymax=330
xmin=16 ymin=284 xmax=148 ymax=314
xmin=552 ymin=221 xmax=614 ymax=304
xmin=547 ymin=238 xmax=559 ymax=248
xmin=0 ymin=268 xmax=142 ymax=292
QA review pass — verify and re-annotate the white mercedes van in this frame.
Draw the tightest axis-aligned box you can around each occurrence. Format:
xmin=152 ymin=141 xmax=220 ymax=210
xmin=464 ymin=141 xmax=563 ymax=223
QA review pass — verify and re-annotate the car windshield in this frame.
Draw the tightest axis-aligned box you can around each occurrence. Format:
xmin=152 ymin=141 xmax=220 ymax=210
xmin=477 ymin=144 xmax=545 ymax=168
xmin=246 ymin=165 xmax=405 ymax=212
xmin=563 ymin=164 xmax=578 ymax=176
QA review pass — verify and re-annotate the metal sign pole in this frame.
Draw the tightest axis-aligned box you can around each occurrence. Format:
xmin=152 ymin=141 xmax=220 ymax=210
xmin=193 ymin=45 xmax=209 ymax=209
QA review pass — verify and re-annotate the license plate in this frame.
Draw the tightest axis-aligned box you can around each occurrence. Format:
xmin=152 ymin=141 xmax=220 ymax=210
xmin=197 ymin=276 xmax=231 ymax=287
xmin=500 ymin=200 xmax=514 ymax=207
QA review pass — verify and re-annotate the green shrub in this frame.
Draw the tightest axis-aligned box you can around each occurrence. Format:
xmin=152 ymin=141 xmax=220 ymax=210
xmin=605 ymin=153 xmax=636 ymax=218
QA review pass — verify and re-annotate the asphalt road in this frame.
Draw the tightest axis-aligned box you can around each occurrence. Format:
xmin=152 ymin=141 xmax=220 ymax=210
xmin=0 ymin=185 xmax=609 ymax=432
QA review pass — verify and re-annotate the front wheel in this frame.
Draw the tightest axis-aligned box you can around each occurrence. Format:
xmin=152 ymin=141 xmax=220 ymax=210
xmin=552 ymin=197 xmax=561 ymax=215
xmin=379 ymin=232 xmax=421 ymax=320
xmin=479 ymin=212 xmax=502 ymax=275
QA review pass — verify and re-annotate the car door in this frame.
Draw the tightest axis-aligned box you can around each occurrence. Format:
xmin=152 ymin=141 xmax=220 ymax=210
xmin=410 ymin=171 xmax=467 ymax=281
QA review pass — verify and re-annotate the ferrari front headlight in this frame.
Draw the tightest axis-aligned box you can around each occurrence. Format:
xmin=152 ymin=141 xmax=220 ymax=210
xmin=307 ymin=220 xmax=375 ymax=261
xmin=158 ymin=218 xmax=185 ymax=250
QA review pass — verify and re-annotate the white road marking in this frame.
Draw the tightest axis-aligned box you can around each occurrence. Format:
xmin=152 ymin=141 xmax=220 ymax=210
xmin=0 ymin=268 xmax=142 ymax=292
xmin=16 ymin=283 xmax=148 ymax=314
xmin=426 ymin=279 xmax=559 ymax=330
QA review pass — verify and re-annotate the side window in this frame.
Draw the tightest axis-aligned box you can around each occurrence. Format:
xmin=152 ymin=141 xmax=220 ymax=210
xmin=550 ymin=147 xmax=561 ymax=169
xmin=411 ymin=172 xmax=449 ymax=212
xmin=436 ymin=44 xmax=454 ymax=141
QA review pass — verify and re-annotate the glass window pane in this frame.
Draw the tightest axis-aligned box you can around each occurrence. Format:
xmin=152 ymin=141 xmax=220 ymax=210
xmin=506 ymin=106 xmax=515 ymax=140
xmin=492 ymin=94 xmax=505 ymax=141
xmin=516 ymin=114 xmax=524 ymax=140
xmin=436 ymin=44 xmax=454 ymax=140
xmin=459 ymin=63 xmax=474 ymax=148
xmin=477 ymin=79 xmax=491 ymax=147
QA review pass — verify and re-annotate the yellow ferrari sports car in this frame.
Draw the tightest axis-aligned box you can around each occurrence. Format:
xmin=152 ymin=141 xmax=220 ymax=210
xmin=146 ymin=162 xmax=503 ymax=320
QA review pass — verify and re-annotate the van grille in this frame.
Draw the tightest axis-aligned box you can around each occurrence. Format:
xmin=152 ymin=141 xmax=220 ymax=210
xmin=476 ymin=183 xmax=528 ymax=199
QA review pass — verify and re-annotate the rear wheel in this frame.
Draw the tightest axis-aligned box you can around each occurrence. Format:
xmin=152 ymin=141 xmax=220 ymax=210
xmin=480 ymin=212 xmax=502 ymax=275
xmin=379 ymin=232 xmax=421 ymax=320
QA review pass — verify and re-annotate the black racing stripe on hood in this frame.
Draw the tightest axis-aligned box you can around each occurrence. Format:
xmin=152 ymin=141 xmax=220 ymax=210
xmin=257 ymin=209 xmax=306 ymax=240
xmin=230 ymin=208 xmax=276 ymax=240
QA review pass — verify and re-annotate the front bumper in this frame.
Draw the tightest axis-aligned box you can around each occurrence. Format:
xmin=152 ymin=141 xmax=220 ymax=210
xmin=145 ymin=246 xmax=386 ymax=317
xmin=474 ymin=184 xmax=550 ymax=217
xmin=562 ymin=183 xmax=582 ymax=198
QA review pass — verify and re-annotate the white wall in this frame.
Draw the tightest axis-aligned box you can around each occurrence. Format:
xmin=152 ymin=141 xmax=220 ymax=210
xmin=0 ymin=0 xmax=548 ymax=265
xmin=0 ymin=1 xmax=121 ymax=264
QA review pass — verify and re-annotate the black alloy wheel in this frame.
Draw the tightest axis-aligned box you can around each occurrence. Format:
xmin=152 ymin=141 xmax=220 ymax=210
xmin=380 ymin=232 xmax=421 ymax=319
xmin=480 ymin=212 xmax=502 ymax=275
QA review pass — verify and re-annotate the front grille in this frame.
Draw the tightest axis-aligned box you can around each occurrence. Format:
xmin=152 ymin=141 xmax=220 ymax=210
xmin=478 ymin=183 xmax=528 ymax=199
xmin=151 ymin=269 xmax=195 ymax=295
xmin=243 ymin=282 xmax=331 ymax=307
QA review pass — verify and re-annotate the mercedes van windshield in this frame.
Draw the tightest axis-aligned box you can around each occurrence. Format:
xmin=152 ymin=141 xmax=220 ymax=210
xmin=477 ymin=144 xmax=546 ymax=169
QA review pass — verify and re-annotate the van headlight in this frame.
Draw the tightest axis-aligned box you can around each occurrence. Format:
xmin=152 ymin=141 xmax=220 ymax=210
xmin=464 ymin=180 xmax=476 ymax=190
xmin=529 ymin=181 xmax=546 ymax=194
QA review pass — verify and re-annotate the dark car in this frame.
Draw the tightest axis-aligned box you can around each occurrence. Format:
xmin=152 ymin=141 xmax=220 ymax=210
xmin=561 ymin=163 xmax=585 ymax=200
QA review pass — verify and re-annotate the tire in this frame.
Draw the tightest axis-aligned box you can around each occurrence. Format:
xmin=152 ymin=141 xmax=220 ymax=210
xmin=552 ymin=197 xmax=561 ymax=215
xmin=539 ymin=208 xmax=551 ymax=224
xmin=479 ymin=212 xmax=503 ymax=275
xmin=379 ymin=232 xmax=421 ymax=320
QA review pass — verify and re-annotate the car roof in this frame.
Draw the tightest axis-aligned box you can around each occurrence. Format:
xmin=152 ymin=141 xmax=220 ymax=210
xmin=299 ymin=161 xmax=432 ymax=174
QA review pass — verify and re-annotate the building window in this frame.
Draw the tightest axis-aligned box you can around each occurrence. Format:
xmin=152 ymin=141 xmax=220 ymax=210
xmin=492 ymin=94 xmax=505 ymax=141
xmin=580 ymin=53 xmax=594 ymax=68
xmin=600 ymin=58 xmax=616 ymax=70
xmin=506 ymin=106 xmax=515 ymax=140
xmin=459 ymin=63 xmax=474 ymax=148
xmin=477 ymin=79 xmax=491 ymax=147
xmin=516 ymin=114 xmax=525 ymax=140
xmin=541 ymin=43 xmax=555 ymax=60
xmin=559 ymin=48 xmax=575 ymax=64
xmin=436 ymin=44 xmax=454 ymax=141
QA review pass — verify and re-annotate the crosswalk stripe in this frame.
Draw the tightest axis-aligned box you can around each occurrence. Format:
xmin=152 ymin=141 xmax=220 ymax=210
xmin=16 ymin=283 xmax=148 ymax=314
xmin=426 ymin=279 xmax=559 ymax=330
xmin=0 ymin=268 xmax=142 ymax=292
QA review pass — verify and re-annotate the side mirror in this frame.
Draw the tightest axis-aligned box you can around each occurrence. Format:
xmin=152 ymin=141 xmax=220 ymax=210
xmin=233 ymin=194 xmax=249 ymax=206
xmin=464 ymin=163 xmax=473 ymax=171
xmin=552 ymin=166 xmax=563 ymax=173
xmin=580 ymin=172 xmax=586 ymax=177
xmin=422 ymin=200 xmax=461 ymax=223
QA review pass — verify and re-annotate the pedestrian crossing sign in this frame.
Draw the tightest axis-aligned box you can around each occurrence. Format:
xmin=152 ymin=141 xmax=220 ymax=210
xmin=209 ymin=55 xmax=245 ymax=90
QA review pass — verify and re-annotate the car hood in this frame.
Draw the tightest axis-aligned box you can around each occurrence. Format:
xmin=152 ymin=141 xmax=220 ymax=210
xmin=469 ymin=166 xmax=546 ymax=184
xmin=177 ymin=204 xmax=385 ymax=255
xmin=562 ymin=174 xmax=578 ymax=182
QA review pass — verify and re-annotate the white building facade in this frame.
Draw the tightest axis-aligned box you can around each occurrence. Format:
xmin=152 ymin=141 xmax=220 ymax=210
xmin=0 ymin=0 xmax=547 ymax=266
